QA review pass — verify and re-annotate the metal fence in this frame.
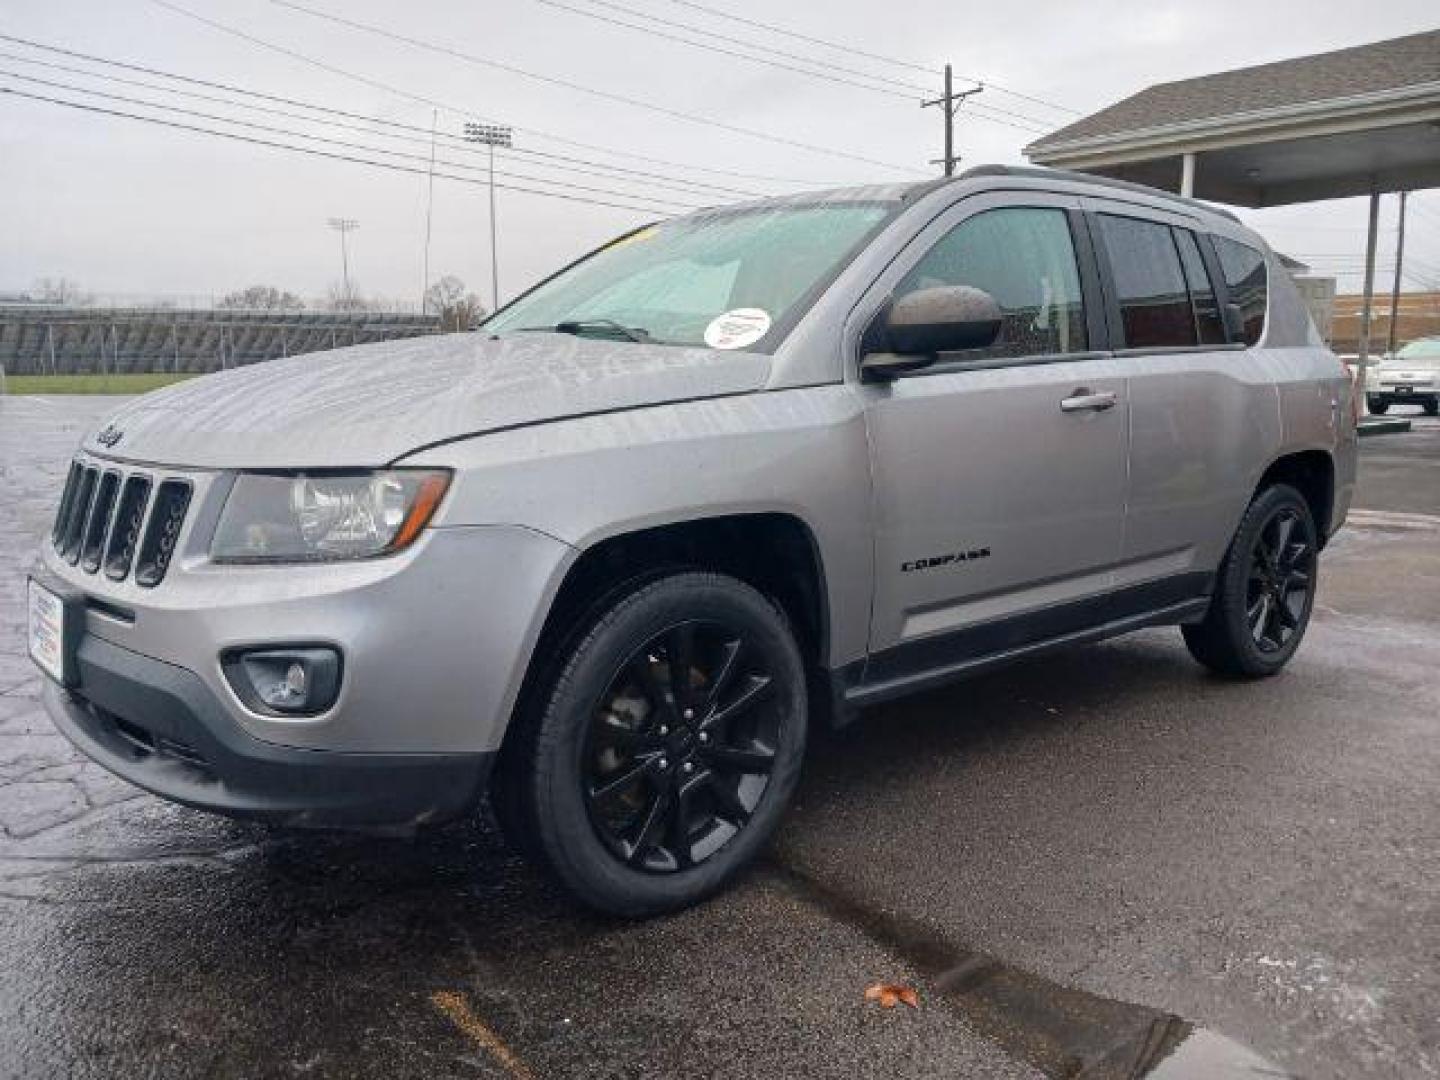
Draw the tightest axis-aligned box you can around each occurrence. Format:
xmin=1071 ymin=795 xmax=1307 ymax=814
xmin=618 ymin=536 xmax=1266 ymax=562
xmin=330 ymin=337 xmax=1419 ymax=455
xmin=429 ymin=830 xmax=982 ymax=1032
xmin=0 ymin=305 xmax=444 ymax=376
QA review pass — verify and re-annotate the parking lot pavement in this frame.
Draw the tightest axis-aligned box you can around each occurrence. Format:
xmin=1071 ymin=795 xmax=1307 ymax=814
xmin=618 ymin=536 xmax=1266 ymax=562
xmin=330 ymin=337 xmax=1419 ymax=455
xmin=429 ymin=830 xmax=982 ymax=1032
xmin=2 ymin=395 xmax=1437 ymax=1079
xmin=1356 ymin=409 xmax=1440 ymax=517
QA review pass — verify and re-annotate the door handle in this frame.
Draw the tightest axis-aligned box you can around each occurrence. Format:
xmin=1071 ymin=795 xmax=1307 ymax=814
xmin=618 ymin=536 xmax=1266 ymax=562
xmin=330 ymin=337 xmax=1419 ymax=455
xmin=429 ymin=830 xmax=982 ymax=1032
xmin=1060 ymin=388 xmax=1117 ymax=413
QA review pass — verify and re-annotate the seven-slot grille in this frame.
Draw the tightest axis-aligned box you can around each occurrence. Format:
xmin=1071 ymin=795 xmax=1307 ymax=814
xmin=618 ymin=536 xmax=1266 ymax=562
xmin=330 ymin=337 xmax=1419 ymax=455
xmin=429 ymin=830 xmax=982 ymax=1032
xmin=52 ymin=461 xmax=191 ymax=587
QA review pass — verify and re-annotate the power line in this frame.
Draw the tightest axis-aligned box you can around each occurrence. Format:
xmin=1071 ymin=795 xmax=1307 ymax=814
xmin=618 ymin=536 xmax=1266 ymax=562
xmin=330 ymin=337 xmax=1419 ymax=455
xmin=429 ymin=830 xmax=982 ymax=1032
xmin=664 ymin=0 xmax=937 ymax=76
xmin=126 ymin=7 xmax=834 ymax=187
xmin=0 ymin=86 xmax=691 ymax=216
xmin=533 ymin=0 xmax=930 ymax=98
xmin=532 ymin=0 xmax=1053 ymax=135
xmin=0 ymin=43 xmax=763 ymax=199
xmin=656 ymin=0 xmax=1082 ymax=117
xmin=0 ymin=68 xmax=709 ymax=211
xmin=265 ymin=0 xmax=928 ymax=175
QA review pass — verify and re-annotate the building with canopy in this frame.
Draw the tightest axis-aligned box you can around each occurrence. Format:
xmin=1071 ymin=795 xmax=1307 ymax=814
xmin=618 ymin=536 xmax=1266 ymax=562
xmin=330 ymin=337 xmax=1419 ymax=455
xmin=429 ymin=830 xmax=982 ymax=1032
xmin=1025 ymin=30 xmax=1440 ymax=372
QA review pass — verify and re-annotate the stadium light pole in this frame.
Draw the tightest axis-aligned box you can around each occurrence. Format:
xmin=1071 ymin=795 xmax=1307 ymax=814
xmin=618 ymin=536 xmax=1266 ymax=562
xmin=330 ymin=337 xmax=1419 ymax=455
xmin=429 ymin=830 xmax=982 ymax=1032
xmin=327 ymin=217 xmax=359 ymax=306
xmin=463 ymin=122 xmax=513 ymax=313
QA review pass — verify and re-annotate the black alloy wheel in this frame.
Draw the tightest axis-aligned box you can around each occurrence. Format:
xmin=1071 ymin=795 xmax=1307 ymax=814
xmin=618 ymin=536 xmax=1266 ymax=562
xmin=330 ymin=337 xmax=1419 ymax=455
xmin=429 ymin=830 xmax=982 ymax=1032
xmin=502 ymin=571 xmax=806 ymax=916
xmin=583 ymin=620 xmax=781 ymax=873
xmin=1182 ymin=484 xmax=1319 ymax=678
xmin=1243 ymin=506 xmax=1316 ymax=655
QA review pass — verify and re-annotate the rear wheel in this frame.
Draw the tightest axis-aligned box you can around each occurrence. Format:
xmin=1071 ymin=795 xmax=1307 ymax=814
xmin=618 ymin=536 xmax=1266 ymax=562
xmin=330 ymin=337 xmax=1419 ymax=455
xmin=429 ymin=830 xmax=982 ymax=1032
xmin=1182 ymin=485 xmax=1318 ymax=678
xmin=1425 ymin=399 xmax=1438 ymax=417
xmin=501 ymin=571 xmax=806 ymax=916
xmin=1366 ymin=395 xmax=1390 ymax=415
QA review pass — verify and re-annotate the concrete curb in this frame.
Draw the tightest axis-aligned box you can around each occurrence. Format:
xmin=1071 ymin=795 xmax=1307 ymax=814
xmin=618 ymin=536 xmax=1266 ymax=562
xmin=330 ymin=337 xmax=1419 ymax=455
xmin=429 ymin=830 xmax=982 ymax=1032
xmin=1359 ymin=418 xmax=1413 ymax=436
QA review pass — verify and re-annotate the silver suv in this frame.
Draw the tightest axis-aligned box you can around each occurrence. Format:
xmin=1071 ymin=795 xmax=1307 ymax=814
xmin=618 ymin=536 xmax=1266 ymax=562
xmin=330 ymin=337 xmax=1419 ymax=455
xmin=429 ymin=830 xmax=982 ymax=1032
xmin=29 ymin=167 xmax=1357 ymax=915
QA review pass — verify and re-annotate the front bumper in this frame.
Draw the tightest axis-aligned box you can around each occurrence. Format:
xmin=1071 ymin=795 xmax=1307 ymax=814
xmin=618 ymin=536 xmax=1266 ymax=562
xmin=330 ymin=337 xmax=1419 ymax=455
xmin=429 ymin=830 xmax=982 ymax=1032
xmin=45 ymin=632 xmax=494 ymax=827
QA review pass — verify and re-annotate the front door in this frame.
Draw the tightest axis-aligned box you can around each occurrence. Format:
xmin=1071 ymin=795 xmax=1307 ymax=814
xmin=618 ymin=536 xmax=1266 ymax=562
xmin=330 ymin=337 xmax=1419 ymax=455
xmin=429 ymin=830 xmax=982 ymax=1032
xmin=857 ymin=194 xmax=1128 ymax=685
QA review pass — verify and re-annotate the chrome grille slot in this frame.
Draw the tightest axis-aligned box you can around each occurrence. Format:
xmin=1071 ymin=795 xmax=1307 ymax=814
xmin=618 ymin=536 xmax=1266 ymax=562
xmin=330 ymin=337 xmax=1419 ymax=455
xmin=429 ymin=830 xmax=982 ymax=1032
xmin=80 ymin=471 xmax=121 ymax=573
xmin=103 ymin=475 xmax=152 ymax=580
xmin=60 ymin=467 xmax=98 ymax=563
xmin=134 ymin=480 xmax=192 ymax=588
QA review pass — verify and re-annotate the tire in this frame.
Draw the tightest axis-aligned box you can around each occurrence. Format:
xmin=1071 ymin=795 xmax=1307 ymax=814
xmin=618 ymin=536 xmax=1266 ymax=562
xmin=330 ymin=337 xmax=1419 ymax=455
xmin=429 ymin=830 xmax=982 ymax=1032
xmin=1366 ymin=396 xmax=1390 ymax=415
xmin=1425 ymin=399 xmax=1438 ymax=417
xmin=1182 ymin=484 xmax=1319 ymax=679
xmin=499 ymin=571 xmax=807 ymax=917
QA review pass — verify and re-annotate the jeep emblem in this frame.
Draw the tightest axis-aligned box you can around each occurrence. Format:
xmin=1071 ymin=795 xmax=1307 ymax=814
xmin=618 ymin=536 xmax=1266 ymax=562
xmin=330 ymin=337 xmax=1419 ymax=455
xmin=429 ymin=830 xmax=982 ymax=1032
xmin=95 ymin=424 xmax=124 ymax=448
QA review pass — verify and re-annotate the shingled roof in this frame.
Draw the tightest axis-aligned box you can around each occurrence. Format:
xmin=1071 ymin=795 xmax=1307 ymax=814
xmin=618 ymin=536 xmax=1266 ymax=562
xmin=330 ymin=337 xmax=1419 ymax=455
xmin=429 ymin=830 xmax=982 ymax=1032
xmin=1028 ymin=29 xmax=1440 ymax=152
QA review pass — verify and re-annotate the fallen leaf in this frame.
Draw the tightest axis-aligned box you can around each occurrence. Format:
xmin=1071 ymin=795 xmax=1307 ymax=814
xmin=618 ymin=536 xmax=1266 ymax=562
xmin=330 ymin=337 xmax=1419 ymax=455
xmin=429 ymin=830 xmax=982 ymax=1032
xmin=864 ymin=982 xmax=919 ymax=1009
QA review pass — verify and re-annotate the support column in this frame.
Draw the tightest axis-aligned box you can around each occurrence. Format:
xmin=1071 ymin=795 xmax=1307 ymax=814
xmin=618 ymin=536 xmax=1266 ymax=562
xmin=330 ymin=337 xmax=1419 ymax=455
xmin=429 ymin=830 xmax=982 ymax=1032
xmin=1356 ymin=189 xmax=1381 ymax=411
xmin=1387 ymin=191 xmax=1408 ymax=357
xmin=1180 ymin=152 xmax=1196 ymax=198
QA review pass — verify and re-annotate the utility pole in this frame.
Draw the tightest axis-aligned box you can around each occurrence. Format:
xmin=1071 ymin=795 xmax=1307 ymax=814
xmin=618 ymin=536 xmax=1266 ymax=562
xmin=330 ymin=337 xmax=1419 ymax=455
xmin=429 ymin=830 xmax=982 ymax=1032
xmin=422 ymin=110 xmax=438 ymax=314
xmin=1386 ymin=191 xmax=1408 ymax=358
xmin=463 ymin=122 xmax=513 ymax=314
xmin=921 ymin=64 xmax=984 ymax=176
xmin=327 ymin=217 xmax=359 ymax=306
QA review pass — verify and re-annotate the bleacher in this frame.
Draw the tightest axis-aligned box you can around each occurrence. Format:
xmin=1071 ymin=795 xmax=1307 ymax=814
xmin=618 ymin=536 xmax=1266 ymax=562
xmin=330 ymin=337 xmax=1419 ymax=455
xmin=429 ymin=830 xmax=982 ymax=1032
xmin=0 ymin=305 xmax=443 ymax=376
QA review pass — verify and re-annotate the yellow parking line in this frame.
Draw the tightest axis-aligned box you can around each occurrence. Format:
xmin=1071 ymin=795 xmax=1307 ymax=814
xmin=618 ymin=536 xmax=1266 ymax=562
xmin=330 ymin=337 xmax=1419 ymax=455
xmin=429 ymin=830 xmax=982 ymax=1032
xmin=430 ymin=990 xmax=537 ymax=1080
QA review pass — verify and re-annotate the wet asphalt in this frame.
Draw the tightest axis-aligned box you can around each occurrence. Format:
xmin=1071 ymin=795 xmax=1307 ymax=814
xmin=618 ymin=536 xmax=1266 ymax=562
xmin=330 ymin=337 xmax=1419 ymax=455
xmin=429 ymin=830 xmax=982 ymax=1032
xmin=1 ymin=397 xmax=1436 ymax=1079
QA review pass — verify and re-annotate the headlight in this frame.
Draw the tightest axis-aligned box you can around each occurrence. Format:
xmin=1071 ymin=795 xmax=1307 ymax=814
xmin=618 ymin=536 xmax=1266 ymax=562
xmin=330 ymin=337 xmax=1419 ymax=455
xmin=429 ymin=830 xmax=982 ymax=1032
xmin=211 ymin=469 xmax=450 ymax=562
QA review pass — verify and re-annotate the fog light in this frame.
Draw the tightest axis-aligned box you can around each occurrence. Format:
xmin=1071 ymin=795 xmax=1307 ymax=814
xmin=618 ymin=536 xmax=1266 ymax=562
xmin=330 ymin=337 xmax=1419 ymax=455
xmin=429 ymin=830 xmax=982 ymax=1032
xmin=223 ymin=647 xmax=342 ymax=716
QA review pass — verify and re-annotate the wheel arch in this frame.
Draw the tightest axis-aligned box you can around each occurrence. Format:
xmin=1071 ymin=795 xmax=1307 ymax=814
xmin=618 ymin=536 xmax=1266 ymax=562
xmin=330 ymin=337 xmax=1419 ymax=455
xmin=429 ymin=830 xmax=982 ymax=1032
xmin=503 ymin=511 xmax=835 ymax=751
xmin=1252 ymin=448 xmax=1336 ymax=546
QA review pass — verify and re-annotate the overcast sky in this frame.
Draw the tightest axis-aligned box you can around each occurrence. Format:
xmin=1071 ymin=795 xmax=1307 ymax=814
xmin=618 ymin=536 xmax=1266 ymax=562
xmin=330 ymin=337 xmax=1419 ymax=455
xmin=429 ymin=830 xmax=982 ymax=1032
xmin=2 ymin=0 xmax=1437 ymax=310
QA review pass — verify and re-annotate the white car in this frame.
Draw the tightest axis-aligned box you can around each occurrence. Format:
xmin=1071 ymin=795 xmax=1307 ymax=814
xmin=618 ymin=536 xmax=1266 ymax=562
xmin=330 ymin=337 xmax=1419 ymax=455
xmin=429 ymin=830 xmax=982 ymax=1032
xmin=1367 ymin=337 xmax=1440 ymax=416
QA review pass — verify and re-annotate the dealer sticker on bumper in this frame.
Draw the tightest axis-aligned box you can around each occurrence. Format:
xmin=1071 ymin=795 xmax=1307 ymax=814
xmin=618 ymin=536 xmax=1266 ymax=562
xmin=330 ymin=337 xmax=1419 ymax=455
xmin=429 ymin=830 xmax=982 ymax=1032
xmin=27 ymin=578 xmax=68 ymax=685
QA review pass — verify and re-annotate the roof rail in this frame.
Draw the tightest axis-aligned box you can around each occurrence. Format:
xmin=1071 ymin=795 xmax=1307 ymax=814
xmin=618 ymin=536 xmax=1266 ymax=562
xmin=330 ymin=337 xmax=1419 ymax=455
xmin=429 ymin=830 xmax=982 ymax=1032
xmin=957 ymin=164 xmax=1242 ymax=223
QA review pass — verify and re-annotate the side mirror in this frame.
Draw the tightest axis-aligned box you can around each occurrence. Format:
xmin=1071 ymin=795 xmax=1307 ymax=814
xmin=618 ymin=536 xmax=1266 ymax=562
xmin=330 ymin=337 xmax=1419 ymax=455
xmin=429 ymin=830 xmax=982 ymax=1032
xmin=861 ymin=286 xmax=1004 ymax=380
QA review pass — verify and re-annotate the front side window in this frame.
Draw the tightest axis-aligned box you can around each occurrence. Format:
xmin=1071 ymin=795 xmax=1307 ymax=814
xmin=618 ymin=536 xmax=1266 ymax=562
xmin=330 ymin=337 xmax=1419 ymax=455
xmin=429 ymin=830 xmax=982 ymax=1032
xmin=1096 ymin=214 xmax=1195 ymax=349
xmin=1213 ymin=236 xmax=1269 ymax=346
xmin=486 ymin=202 xmax=894 ymax=351
xmin=894 ymin=207 xmax=1087 ymax=359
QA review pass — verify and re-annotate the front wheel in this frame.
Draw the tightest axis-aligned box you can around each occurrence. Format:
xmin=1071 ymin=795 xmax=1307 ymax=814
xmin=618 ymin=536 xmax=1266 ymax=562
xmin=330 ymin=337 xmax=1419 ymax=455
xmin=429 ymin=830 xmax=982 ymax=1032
xmin=1366 ymin=395 xmax=1390 ymax=415
xmin=1425 ymin=399 xmax=1439 ymax=417
xmin=1182 ymin=485 xmax=1318 ymax=678
xmin=503 ymin=571 xmax=807 ymax=917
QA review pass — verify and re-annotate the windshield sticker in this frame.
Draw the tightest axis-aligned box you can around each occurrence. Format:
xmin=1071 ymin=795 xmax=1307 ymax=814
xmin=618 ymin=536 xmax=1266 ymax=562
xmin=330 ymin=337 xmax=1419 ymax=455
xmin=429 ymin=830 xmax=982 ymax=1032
xmin=704 ymin=308 xmax=772 ymax=350
xmin=606 ymin=225 xmax=659 ymax=250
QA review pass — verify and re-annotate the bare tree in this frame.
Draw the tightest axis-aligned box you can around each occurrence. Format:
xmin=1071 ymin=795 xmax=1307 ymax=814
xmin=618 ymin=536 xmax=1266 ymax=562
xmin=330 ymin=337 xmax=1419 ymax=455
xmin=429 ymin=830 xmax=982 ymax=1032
xmin=325 ymin=280 xmax=377 ymax=312
xmin=31 ymin=277 xmax=92 ymax=306
xmin=219 ymin=285 xmax=305 ymax=310
xmin=423 ymin=275 xmax=486 ymax=332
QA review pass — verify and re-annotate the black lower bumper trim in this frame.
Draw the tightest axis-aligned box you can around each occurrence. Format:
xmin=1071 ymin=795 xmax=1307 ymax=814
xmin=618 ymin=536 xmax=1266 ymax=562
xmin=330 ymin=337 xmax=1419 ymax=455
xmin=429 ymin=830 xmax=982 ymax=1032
xmin=45 ymin=633 xmax=494 ymax=828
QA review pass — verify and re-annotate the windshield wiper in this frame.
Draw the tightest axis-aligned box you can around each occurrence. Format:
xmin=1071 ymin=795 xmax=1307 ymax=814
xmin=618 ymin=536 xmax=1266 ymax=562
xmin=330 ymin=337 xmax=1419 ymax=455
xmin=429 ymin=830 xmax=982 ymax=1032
xmin=547 ymin=318 xmax=652 ymax=343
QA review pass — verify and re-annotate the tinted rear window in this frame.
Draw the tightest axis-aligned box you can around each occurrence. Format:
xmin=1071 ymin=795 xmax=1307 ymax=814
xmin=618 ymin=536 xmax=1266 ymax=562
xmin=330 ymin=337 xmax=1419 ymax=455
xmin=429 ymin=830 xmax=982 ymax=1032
xmin=1096 ymin=214 xmax=1195 ymax=348
xmin=1213 ymin=236 xmax=1268 ymax=346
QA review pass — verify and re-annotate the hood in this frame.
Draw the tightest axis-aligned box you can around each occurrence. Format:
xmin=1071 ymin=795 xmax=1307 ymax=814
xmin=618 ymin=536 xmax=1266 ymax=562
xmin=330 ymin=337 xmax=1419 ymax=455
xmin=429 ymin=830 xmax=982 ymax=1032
xmin=82 ymin=333 xmax=772 ymax=469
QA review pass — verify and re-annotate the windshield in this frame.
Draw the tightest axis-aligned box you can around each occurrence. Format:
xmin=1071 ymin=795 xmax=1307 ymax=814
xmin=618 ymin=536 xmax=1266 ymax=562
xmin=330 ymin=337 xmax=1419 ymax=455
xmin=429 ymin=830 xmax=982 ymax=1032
xmin=1395 ymin=338 xmax=1440 ymax=361
xmin=486 ymin=202 xmax=894 ymax=351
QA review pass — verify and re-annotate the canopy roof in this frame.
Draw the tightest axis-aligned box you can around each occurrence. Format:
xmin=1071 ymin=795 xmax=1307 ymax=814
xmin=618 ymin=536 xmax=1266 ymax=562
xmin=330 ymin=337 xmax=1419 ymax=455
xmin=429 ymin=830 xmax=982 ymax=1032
xmin=1025 ymin=30 xmax=1440 ymax=207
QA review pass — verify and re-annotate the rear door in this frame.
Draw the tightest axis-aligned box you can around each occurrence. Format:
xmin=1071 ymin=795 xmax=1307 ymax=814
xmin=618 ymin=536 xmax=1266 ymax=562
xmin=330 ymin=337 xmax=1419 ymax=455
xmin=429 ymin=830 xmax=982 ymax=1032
xmin=1084 ymin=199 xmax=1280 ymax=590
xmin=855 ymin=192 xmax=1129 ymax=680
